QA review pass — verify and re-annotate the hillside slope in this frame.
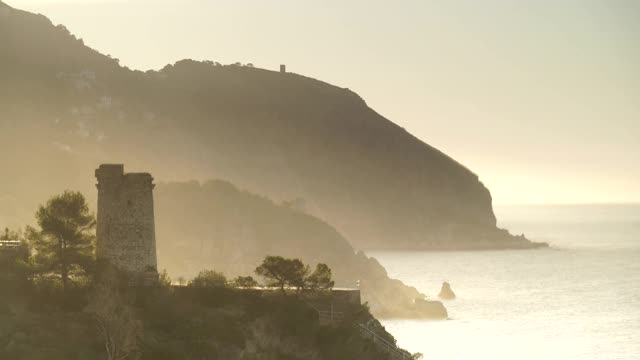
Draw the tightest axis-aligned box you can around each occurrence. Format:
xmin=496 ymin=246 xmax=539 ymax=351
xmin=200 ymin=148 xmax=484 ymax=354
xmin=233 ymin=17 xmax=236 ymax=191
xmin=1 ymin=274 xmax=411 ymax=359
xmin=155 ymin=180 xmax=437 ymax=318
xmin=0 ymin=1 xmax=545 ymax=250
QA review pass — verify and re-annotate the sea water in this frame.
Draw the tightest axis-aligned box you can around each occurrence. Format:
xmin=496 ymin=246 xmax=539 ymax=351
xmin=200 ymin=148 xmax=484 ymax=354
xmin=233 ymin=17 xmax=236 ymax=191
xmin=369 ymin=204 xmax=640 ymax=360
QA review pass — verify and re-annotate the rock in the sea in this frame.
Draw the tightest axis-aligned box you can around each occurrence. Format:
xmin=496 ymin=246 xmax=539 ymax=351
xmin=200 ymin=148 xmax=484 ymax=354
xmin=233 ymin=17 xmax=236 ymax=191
xmin=438 ymin=282 xmax=456 ymax=300
xmin=414 ymin=298 xmax=448 ymax=319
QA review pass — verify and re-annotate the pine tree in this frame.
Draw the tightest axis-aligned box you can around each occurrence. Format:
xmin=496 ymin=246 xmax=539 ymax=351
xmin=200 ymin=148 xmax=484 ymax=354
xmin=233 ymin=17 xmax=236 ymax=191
xmin=27 ymin=191 xmax=95 ymax=292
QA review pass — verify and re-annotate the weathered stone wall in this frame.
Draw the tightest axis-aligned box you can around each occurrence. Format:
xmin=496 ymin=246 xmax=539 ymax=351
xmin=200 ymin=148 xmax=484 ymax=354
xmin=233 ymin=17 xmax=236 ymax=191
xmin=95 ymin=164 xmax=157 ymax=273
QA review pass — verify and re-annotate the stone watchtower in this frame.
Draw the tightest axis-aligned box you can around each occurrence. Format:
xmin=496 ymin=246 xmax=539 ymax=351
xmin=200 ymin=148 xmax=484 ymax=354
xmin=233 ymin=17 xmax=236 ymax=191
xmin=95 ymin=164 xmax=157 ymax=274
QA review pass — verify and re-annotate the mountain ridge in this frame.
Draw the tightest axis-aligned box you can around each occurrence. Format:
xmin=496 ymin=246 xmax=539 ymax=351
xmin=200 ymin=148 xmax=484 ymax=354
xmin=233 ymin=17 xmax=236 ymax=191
xmin=0 ymin=1 xmax=546 ymax=250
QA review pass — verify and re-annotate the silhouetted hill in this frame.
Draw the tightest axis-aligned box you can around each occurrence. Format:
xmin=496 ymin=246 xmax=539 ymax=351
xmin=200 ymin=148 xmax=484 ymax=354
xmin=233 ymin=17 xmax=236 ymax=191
xmin=0 ymin=2 xmax=545 ymax=250
xmin=155 ymin=180 xmax=436 ymax=318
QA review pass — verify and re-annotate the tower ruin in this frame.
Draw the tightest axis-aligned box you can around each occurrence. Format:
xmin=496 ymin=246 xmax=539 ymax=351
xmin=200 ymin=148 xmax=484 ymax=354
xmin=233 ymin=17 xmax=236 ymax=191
xmin=95 ymin=164 xmax=157 ymax=273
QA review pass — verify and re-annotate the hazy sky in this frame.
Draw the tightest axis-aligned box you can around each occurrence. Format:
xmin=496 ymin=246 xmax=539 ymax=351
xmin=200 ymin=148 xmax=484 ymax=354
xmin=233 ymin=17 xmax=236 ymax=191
xmin=8 ymin=0 xmax=640 ymax=204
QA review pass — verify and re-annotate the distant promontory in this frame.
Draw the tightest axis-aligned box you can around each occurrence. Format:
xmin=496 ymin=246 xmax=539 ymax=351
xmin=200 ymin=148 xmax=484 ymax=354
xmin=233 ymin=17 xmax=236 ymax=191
xmin=0 ymin=0 xmax=546 ymax=252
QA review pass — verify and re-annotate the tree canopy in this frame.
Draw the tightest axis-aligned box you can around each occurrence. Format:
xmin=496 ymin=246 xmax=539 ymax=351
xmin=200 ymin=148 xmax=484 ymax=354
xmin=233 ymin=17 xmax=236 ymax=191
xmin=255 ymin=256 xmax=334 ymax=293
xmin=232 ymin=276 xmax=259 ymax=288
xmin=255 ymin=256 xmax=307 ymax=292
xmin=305 ymin=263 xmax=335 ymax=292
xmin=189 ymin=269 xmax=227 ymax=288
xmin=26 ymin=191 xmax=95 ymax=292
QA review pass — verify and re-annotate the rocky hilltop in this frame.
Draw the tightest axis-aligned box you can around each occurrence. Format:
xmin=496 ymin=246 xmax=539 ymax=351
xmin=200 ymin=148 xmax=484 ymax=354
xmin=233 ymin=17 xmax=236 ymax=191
xmin=0 ymin=1 xmax=546 ymax=251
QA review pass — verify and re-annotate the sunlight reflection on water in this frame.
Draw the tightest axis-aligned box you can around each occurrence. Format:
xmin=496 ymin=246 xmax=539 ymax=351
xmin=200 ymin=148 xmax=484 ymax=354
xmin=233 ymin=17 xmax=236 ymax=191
xmin=369 ymin=204 xmax=640 ymax=360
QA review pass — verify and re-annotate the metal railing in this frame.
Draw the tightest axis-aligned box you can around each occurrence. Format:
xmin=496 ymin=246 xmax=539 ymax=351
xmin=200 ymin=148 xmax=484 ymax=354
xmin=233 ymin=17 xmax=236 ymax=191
xmin=317 ymin=309 xmax=344 ymax=323
xmin=306 ymin=301 xmax=345 ymax=324
xmin=306 ymin=301 xmax=411 ymax=359
xmin=332 ymin=280 xmax=360 ymax=289
xmin=358 ymin=323 xmax=410 ymax=360
xmin=0 ymin=240 xmax=21 ymax=248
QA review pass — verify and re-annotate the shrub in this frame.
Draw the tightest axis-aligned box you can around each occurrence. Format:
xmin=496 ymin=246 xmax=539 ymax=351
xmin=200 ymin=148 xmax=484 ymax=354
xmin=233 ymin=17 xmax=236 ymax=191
xmin=232 ymin=276 xmax=259 ymax=288
xmin=189 ymin=270 xmax=227 ymax=288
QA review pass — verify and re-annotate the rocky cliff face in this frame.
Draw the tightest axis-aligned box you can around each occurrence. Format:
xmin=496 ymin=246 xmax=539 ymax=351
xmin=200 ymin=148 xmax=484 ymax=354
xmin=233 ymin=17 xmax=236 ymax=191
xmin=0 ymin=1 xmax=545 ymax=250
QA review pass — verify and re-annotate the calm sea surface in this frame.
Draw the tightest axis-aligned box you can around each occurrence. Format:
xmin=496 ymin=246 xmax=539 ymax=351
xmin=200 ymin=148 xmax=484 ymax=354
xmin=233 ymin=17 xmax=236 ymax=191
xmin=368 ymin=204 xmax=640 ymax=360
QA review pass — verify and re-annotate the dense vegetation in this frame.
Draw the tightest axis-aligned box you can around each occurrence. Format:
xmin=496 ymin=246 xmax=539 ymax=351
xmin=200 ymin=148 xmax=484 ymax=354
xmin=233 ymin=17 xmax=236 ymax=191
xmin=0 ymin=192 xmax=412 ymax=360
xmin=1 ymin=264 xmax=406 ymax=360
xmin=0 ymin=0 xmax=544 ymax=251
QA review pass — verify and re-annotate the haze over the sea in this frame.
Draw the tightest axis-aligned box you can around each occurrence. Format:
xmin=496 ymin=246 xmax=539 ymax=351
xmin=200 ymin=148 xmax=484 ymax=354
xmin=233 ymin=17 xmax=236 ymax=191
xmin=8 ymin=0 xmax=640 ymax=205
xmin=372 ymin=203 xmax=640 ymax=360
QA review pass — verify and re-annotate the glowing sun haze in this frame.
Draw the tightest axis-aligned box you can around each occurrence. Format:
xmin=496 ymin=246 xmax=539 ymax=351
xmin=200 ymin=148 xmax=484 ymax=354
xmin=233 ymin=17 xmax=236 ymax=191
xmin=8 ymin=0 xmax=640 ymax=205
